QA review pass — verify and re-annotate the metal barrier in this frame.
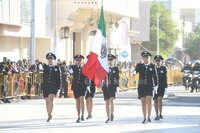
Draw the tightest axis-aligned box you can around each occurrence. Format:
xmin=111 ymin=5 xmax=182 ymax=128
xmin=119 ymin=68 xmax=183 ymax=91
xmin=0 ymin=68 xmax=183 ymax=99
xmin=0 ymin=72 xmax=43 ymax=99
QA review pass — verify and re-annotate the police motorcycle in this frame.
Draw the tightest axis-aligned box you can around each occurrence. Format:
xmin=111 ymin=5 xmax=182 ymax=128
xmin=191 ymin=70 xmax=200 ymax=92
xmin=182 ymin=69 xmax=192 ymax=90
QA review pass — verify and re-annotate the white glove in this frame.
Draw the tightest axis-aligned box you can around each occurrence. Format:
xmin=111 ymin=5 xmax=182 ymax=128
xmin=87 ymin=86 xmax=91 ymax=93
xmin=56 ymin=89 xmax=61 ymax=97
xmin=39 ymin=64 xmax=44 ymax=71
xmin=153 ymin=86 xmax=158 ymax=94
xmin=69 ymin=68 xmax=73 ymax=74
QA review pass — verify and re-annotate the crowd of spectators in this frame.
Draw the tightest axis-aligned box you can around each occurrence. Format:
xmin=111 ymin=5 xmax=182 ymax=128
xmin=0 ymin=57 xmax=183 ymax=104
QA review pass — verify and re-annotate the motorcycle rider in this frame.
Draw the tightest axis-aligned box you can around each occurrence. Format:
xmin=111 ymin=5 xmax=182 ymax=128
xmin=191 ymin=62 xmax=200 ymax=92
xmin=181 ymin=62 xmax=192 ymax=72
xmin=181 ymin=62 xmax=192 ymax=90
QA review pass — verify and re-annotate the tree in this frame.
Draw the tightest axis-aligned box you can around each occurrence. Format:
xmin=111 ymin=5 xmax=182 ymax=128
xmin=142 ymin=2 xmax=179 ymax=58
xmin=184 ymin=23 xmax=200 ymax=60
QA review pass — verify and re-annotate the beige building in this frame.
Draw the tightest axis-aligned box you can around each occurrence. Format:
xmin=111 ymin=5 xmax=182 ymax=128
xmin=0 ymin=0 xmax=149 ymax=64
xmin=0 ymin=0 xmax=52 ymax=62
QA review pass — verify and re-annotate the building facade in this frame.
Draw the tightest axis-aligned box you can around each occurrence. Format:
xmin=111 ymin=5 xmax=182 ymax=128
xmin=0 ymin=0 xmax=151 ymax=64
xmin=0 ymin=0 xmax=52 ymax=62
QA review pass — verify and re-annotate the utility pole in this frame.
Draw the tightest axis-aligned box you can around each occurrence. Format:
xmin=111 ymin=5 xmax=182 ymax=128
xmin=182 ymin=16 xmax=185 ymax=64
xmin=53 ymin=0 xmax=57 ymax=54
xmin=157 ymin=13 xmax=160 ymax=55
xmin=30 ymin=0 xmax=35 ymax=64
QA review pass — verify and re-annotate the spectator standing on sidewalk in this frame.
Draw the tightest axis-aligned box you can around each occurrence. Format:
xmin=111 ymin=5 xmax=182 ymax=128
xmin=60 ymin=61 xmax=68 ymax=98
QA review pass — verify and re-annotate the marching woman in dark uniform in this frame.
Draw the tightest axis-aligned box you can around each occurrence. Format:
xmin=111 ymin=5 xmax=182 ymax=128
xmin=42 ymin=53 xmax=61 ymax=122
xmin=153 ymin=55 xmax=167 ymax=120
xmin=70 ymin=55 xmax=87 ymax=123
xmin=135 ymin=51 xmax=158 ymax=124
xmin=85 ymin=55 xmax=96 ymax=120
xmin=102 ymin=54 xmax=119 ymax=123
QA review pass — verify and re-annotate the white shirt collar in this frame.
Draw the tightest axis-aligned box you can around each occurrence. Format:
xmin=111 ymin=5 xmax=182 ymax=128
xmin=49 ymin=64 xmax=54 ymax=67
xmin=144 ymin=63 xmax=150 ymax=66
xmin=156 ymin=65 xmax=161 ymax=68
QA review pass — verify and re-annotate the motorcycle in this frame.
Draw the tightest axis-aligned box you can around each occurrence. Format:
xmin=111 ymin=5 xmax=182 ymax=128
xmin=191 ymin=71 xmax=200 ymax=92
xmin=182 ymin=70 xmax=192 ymax=90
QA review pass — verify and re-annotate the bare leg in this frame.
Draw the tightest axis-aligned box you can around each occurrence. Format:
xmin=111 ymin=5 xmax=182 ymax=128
xmin=76 ymin=98 xmax=81 ymax=118
xmin=46 ymin=94 xmax=55 ymax=122
xmin=140 ymin=97 xmax=147 ymax=120
xmin=158 ymin=96 xmax=163 ymax=116
xmin=106 ymin=99 xmax=110 ymax=118
xmin=80 ymin=96 xmax=85 ymax=119
xmin=86 ymin=98 xmax=90 ymax=117
xmin=86 ymin=97 xmax=93 ymax=119
xmin=45 ymin=97 xmax=49 ymax=114
xmin=110 ymin=97 xmax=114 ymax=115
xmin=146 ymin=96 xmax=152 ymax=119
xmin=110 ymin=97 xmax=114 ymax=121
xmin=90 ymin=97 xmax=93 ymax=117
xmin=154 ymin=98 xmax=158 ymax=116
xmin=48 ymin=94 xmax=55 ymax=114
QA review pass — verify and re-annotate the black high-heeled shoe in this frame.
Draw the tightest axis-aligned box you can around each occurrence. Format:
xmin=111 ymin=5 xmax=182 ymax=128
xmin=110 ymin=114 xmax=114 ymax=121
xmin=76 ymin=118 xmax=80 ymax=123
xmin=142 ymin=119 xmax=147 ymax=124
xmin=86 ymin=114 xmax=92 ymax=120
xmin=147 ymin=117 xmax=151 ymax=122
xmin=81 ymin=116 xmax=84 ymax=121
xmin=154 ymin=116 xmax=160 ymax=120
xmin=105 ymin=118 xmax=110 ymax=123
xmin=159 ymin=115 xmax=163 ymax=119
xmin=46 ymin=113 xmax=52 ymax=122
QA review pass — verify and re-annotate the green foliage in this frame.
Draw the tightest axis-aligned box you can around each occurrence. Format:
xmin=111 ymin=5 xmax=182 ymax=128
xmin=184 ymin=23 xmax=200 ymax=60
xmin=142 ymin=2 xmax=179 ymax=59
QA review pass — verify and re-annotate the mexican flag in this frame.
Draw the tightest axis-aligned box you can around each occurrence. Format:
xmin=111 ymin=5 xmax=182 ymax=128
xmin=82 ymin=5 xmax=109 ymax=87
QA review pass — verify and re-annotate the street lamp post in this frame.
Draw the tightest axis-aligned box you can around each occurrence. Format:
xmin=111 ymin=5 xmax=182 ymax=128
xmin=182 ymin=16 xmax=185 ymax=64
xmin=30 ymin=0 xmax=35 ymax=64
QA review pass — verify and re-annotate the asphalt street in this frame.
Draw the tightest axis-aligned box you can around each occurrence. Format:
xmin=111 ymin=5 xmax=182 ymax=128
xmin=0 ymin=85 xmax=200 ymax=133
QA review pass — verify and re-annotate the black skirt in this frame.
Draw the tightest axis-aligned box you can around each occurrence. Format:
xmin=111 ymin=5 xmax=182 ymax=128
xmin=72 ymin=83 xmax=86 ymax=99
xmin=103 ymin=85 xmax=116 ymax=101
xmin=138 ymin=85 xmax=153 ymax=99
xmin=153 ymin=87 xmax=165 ymax=100
xmin=43 ymin=84 xmax=58 ymax=98
xmin=85 ymin=85 xmax=96 ymax=99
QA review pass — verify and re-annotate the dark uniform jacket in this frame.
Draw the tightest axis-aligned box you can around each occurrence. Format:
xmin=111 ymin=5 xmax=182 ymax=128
xmin=156 ymin=65 xmax=167 ymax=89
xmin=136 ymin=63 xmax=157 ymax=89
xmin=42 ymin=64 xmax=61 ymax=90
xmin=71 ymin=65 xmax=87 ymax=91
xmin=102 ymin=66 xmax=120 ymax=90
xmin=108 ymin=66 xmax=120 ymax=88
